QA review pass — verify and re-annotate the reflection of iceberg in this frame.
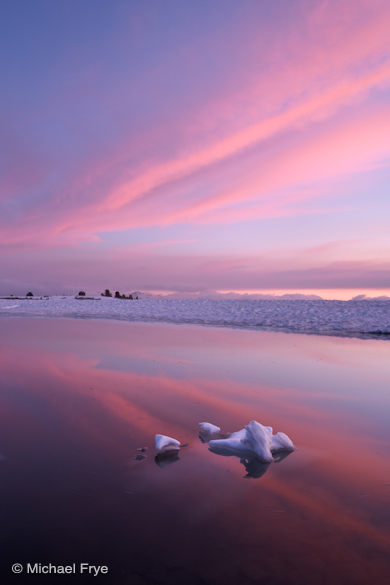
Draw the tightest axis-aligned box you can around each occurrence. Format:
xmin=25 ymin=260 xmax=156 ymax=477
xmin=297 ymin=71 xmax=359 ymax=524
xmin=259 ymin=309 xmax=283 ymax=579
xmin=207 ymin=420 xmax=295 ymax=463
xmin=241 ymin=456 xmax=271 ymax=479
xmin=155 ymin=434 xmax=181 ymax=453
xmin=241 ymin=451 xmax=293 ymax=478
xmin=272 ymin=450 xmax=292 ymax=464
xmin=154 ymin=451 xmax=180 ymax=467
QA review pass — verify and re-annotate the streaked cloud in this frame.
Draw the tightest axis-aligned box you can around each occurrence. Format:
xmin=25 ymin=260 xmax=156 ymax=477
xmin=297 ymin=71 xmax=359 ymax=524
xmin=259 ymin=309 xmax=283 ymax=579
xmin=0 ymin=0 xmax=389 ymax=293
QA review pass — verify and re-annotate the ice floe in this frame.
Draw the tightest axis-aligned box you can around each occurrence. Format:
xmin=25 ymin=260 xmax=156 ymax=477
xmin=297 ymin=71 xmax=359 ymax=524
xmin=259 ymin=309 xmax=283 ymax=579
xmin=199 ymin=422 xmax=221 ymax=435
xmin=155 ymin=434 xmax=181 ymax=452
xmin=271 ymin=431 xmax=295 ymax=452
xmin=207 ymin=420 xmax=295 ymax=463
xmin=198 ymin=422 xmax=221 ymax=443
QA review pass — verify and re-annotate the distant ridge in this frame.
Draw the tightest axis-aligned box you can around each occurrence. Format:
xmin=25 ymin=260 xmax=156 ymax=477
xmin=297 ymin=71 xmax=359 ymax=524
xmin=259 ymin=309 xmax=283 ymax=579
xmin=351 ymin=294 xmax=390 ymax=301
xmin=123 ymin=291 xmax=390 ymax=301
xmin=132 ymin=291 xmax=323 ymax=300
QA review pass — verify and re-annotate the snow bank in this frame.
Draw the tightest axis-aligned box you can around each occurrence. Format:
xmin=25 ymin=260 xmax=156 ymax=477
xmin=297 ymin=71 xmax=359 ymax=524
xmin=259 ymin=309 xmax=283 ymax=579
xmin=0 ymin=296 xmax=389 ymax=339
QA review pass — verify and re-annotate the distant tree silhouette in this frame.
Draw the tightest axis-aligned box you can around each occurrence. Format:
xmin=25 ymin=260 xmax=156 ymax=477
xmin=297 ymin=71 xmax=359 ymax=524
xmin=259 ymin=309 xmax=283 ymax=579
xmin=26 ymin=292 xmax=33 ymax=297
xmin=101 ymin=289 xmax=112 ymax=297
xmin=78 ymin=291 xmax=86 ymax=296
xmin=129 ymin=294 xmax=133 ymax=300
xmin=115 ymin=291 xmax=121 ymax=298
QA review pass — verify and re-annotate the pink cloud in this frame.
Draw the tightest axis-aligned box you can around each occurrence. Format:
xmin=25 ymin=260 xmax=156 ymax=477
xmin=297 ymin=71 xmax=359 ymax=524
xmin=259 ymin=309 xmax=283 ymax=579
xmin=102 ymin=61 xmax=390 ymax=214
xmin=1 ymin=0 xmax=389 ymax=298
xmin=2 ymin=242 xmax=390 ymax=294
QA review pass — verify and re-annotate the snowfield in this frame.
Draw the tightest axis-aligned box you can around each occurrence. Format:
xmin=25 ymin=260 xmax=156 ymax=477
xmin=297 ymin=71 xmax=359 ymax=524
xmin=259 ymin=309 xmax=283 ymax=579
xmin=0 ymin=296 xmax=389 ymax=339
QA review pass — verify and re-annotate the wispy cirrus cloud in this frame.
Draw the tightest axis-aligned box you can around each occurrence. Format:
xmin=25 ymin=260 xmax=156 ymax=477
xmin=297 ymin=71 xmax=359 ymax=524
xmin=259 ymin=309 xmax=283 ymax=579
xmin=102 ymin=62 xmax=390 ymax=214
xmin=1 ymin=0 xmax=390 ymax=292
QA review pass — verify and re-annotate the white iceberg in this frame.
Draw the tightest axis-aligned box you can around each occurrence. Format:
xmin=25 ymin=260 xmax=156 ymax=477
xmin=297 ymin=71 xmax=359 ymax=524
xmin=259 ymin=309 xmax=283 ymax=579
xmin=271 ymin=431 xmax=295 ymax=452
xmin=198 ymin=422 xmax=221 ymax=443
xmin=209 ymin=428 xmax=254 ymax=457
xmin=243 ymin=420 xmax=273 ymax=463
xmin=208 ymin=420 xmax=295 ymax=463
xmin=155 ymin=434 xmax=181 ymax=452
xmin=199 ymin=422 xmax=221 ymax=435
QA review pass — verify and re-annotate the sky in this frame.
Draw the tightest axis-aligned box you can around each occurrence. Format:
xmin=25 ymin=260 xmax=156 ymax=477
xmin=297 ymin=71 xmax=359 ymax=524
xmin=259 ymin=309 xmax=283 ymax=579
xmin=1 ymin=0 xmax=390 ymax=298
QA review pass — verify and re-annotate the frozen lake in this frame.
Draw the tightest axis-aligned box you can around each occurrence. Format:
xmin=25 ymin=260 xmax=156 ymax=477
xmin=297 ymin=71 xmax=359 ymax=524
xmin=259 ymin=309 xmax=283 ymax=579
xmin=0 ymin=296 xmax=389 ymax=338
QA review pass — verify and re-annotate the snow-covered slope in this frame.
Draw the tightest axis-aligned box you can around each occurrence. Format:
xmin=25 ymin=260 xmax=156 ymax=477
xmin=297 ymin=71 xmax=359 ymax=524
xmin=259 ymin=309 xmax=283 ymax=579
xmin=0 ymin=296 xmax=389 ymax=339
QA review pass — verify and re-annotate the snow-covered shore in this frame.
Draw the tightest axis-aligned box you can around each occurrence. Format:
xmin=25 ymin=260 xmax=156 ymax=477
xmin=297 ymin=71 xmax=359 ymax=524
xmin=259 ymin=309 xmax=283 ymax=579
xmin=0 ymin=296 xmax=389 ymax=339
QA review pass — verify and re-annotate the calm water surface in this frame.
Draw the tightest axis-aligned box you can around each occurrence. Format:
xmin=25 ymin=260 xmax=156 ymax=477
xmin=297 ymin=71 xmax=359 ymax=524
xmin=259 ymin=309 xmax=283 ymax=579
xmin=0 ymin=317 xmax=389 ymax=584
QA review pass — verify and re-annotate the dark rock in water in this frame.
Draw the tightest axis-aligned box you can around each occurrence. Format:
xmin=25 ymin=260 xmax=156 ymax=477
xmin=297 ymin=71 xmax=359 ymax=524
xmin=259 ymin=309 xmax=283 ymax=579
xmin=154 ymin=451 xmax=180 ymax=467
xmin=136 ymin=447 xmax=148 ymax=452
xmin=134 ymin=454 xmax=146 ymax=461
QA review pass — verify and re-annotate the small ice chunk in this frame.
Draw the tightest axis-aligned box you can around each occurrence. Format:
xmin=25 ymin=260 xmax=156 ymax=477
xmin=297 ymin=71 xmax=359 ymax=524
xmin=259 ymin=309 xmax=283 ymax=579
xmin=244 ymin=421 xmax=273 ymax=463
xmin=199 ymin=422 xmax=221 ymax=442
xmin=199 ymin=422 xmax=221 ymax=435
xmin=271 ymin=431 xmax=295 ymax=452
xmin=155 ymin=434 xmax=181 ymax=452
